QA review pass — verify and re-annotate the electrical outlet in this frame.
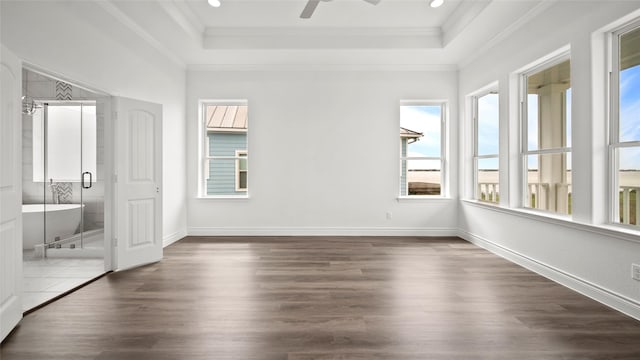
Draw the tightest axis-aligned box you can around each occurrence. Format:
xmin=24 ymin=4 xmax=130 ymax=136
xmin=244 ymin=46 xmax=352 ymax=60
xmin=386 ymin=211 xmax=393 ymax=220
xmin=632 ymin=264 xmax=640 ymax=281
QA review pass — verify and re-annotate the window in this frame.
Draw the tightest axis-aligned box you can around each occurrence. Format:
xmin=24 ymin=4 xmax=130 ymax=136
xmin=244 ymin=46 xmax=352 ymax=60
xmin=399 ymin=101 xmax=445 ymax=197
xmin=200 ymin=100 xmax=248 ymax=197
xmin=611 ymin=23 xmax=640 ymax=226
xmin=521 ymin=55 xmax=572 ymax=215
xmin=473 ymin=91 xmax=499 ymax=203
xmin=33 ymin=101 xmax=97 ymax=182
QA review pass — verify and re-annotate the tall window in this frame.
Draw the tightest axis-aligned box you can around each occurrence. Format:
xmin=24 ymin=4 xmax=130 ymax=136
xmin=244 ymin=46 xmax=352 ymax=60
xmin=399 ymin=102 xmax=445 ymax=197
xmin=521 ymin=55 xmax=572 ymax=215
xmin=200 ymin=100 xmax=248 ymax=197
xmin=33 ymin=102 xmax=97 ymax=182
xmin=611 ymin=23 xmax=640 ymax=226
xmin=473 ymin=91 xmax=499 ymax=203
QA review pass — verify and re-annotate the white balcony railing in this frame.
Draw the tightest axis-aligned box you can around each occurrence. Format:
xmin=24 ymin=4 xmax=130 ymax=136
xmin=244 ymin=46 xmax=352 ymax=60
xmin=526 ymin=182 xmax=571 ymax=213
xmin=620 ymin=186 xmax=640 ymax=225
xmin=526 ymin=183 xmax=548 ymax=209
xmin=478 ymin=183 xmax=499 ymax=203
xmin=478 ymin=183 xmax=639 ymax=225
xmin=525 ymin=183 xmax=571 ymax=214
xmin=478 ymin=182 xmax=572 ymax=213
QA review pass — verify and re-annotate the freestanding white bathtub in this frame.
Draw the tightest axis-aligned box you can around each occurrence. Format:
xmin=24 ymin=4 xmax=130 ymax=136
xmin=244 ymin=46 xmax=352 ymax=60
xmin=22 ymin=204 xmax=85 ymax=250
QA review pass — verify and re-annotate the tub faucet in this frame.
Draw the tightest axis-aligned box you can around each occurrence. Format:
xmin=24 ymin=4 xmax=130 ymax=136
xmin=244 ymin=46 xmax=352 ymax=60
xmin=49 ymin=179 xmax=60 ymax=204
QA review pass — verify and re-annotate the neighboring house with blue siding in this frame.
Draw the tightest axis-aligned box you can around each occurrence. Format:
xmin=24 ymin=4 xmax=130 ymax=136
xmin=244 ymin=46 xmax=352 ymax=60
xmin=400 ymin=127 xmax=423 ymax=196
xmin=206 ymin=105 xmax=248 ymax=195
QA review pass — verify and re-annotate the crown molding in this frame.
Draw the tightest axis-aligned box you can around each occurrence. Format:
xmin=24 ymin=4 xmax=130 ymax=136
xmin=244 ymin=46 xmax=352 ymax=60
xmin=187 ymin=63 xmax=458 ymax=72
xmin=442 ymin=0 xmax=491 ymax=47
xmin=96 ymin=0 xmax=186 ymax=68
xmin=157 ymin=0 xmax=204 ymax=46
xmin=458 ymin=0 xmax=559 ymax=70
xmin=203 ymin=27 xmax=443 ymax=50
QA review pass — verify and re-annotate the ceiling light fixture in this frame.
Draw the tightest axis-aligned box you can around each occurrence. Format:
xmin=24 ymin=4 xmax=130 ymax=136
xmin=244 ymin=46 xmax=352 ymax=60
xmin=430 ymin=0 xmax=443 ymax=8
xmin=208 ymin=0 xmax=221 ymax=7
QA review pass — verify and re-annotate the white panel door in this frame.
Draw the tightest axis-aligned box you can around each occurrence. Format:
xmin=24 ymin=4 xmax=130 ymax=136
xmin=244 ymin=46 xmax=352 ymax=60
xmin=0 ymin=45 xmax=23 ymax=341
xmin=114 ymin=97 xmax=162 ymax=270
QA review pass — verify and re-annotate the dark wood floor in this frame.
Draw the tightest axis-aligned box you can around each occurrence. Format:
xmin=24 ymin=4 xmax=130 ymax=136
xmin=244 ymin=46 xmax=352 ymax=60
xmin=2 ymin=236 xmax=640 ymax=359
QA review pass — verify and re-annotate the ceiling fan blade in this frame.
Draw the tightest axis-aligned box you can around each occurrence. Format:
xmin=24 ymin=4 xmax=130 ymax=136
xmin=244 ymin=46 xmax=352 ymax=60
xmin=362 ymin=0 xmax=381 ymax=4
xmin=300 ymin=0 xmax=321 ymax=19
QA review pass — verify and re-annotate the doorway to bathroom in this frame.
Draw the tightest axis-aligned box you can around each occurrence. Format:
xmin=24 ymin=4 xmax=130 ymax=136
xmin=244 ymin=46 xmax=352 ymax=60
xmin=21 ymin=68 xmax=108 ymax=311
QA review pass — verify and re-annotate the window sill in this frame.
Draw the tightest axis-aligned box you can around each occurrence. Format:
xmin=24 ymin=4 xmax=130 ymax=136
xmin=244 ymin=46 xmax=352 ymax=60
xmin=461 ymin=199 xmax=640 ymax=244
xmin=397 ymin=196 xmax=452 ymax=202
xmin=197 ymin=195 xmax=250 ymax=200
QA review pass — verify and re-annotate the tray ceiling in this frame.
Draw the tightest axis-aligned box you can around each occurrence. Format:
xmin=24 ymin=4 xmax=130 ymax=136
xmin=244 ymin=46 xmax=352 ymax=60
xmin=95 ymin=0 xmax=550 ymax=69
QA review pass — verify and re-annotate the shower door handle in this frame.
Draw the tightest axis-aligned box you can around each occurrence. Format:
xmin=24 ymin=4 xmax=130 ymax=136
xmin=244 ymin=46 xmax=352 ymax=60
xmin=82 ymin=172 xmax=93 ymax=189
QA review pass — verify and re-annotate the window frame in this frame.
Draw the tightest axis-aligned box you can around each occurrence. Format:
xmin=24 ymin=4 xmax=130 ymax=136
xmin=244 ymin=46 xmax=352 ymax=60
xmin=198 ymin=99 xmax=249 ymax=199
xmin=609 ymin=20 xmax=640 ymax=227
xmin=235 ymin=150 xmax=248 ymax=192
xmin=519 ymin=52 xmax=572 ymax=214
xmin=472 ymin=89 xmax=500 ymax=204
xmin=398 ymin=100 xmax=448 ymax=198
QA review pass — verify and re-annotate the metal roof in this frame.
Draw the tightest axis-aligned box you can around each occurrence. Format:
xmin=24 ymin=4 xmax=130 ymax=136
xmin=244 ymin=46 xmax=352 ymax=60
xmin=206 ymin=105 xmax=248 ymax=132
xmin=400 ymin=127 xmax=423 ymax=139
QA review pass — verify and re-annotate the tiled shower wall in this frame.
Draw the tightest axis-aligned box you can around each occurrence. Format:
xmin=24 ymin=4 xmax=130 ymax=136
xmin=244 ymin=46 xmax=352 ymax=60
xmin=22 ymin=69 xmax=106 ymax=231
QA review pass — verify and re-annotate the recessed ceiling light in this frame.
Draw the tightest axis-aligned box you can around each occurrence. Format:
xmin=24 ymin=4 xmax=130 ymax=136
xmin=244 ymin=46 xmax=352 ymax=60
xmin=208 ymin=0 xmax=221 ymax=7
xmin=430 ymin=0 xmax=444 ymax=8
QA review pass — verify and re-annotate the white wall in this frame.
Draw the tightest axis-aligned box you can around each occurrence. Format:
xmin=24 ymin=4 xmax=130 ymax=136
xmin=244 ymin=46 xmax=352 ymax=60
xmin=458 ymin=1 xmax=640 ymax=319
xmin=1 ymin=1 xmax=188 ymax=246
xmin=187 ymin=69 xmax=458 ymax=235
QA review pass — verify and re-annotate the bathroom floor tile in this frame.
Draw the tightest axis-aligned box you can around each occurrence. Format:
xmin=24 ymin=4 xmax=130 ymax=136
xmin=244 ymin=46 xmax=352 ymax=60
xmin=22 ymin=277 xmax=64 ymax=292
xmin=45 ymin=277 xmax=97 ymax=292
xmin=22 ymin=251 xmax=105 ymax=311
xmin=22 ymin=292 xmax=61 ymax=311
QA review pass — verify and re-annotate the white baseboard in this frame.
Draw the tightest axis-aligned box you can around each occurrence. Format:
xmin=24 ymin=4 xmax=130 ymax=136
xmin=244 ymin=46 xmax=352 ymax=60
xmin=458 ymin=229 xmax=640 ymax=321
xmin=163 ymin=228 xmax=188 ymax=248
xmin=187 ymin=226 xmax=458 ymax=237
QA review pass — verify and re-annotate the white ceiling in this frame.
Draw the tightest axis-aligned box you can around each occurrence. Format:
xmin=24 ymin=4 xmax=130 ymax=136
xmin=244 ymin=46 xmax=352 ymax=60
xmin=98 ymin=0 xmax=551 ymax=69
xmin=186 ymin=0 xmax=461 ymax=28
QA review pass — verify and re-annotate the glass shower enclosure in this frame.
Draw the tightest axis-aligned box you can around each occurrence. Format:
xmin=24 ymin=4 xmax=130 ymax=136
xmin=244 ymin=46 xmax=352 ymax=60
xmin=25 ymin=100 xmax=104 ymax=258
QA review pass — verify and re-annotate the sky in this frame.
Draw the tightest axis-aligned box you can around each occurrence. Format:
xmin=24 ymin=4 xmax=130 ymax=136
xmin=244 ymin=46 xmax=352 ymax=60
xmin=477 ymin=93 xmax=499 ymax=170
xmin=620 ymin=63 xmax=640 ymax=143
xmin=619 ymin=64 xmax=640 ymax=170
